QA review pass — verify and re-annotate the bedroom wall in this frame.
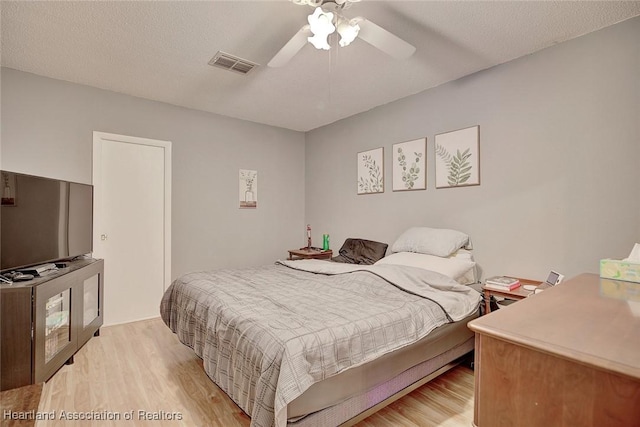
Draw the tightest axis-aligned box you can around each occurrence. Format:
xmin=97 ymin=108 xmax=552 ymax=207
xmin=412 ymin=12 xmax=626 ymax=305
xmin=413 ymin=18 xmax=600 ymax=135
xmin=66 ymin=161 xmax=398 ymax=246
xmin=0 ymin=68 xmax=306 ymax=277
xmin=305 ymin=17 xmax=640 ymax=280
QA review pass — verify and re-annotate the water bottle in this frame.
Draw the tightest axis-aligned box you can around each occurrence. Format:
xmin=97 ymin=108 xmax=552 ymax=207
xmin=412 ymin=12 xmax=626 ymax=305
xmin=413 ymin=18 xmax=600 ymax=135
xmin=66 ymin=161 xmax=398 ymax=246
xmin=322 ymin=234 xmax=330 ymax=251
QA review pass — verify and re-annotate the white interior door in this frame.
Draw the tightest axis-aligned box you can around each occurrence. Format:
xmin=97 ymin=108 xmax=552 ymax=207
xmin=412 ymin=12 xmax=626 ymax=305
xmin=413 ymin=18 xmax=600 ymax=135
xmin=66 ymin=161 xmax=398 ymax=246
xmin=93 ymin=132 xmax=171 ymax=325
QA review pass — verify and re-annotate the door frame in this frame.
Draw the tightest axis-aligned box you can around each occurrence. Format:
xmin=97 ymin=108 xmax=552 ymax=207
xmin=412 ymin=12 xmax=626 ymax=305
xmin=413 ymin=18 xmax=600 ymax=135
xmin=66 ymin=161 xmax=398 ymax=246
xmin=92 ymin=131 xmax=172 ymax=292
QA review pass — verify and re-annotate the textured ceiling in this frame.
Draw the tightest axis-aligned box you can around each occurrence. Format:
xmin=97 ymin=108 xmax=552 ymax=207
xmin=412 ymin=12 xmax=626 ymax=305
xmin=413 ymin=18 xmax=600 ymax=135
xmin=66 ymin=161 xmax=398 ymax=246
xmin=2 ymin=1 xmax=640 ymax=132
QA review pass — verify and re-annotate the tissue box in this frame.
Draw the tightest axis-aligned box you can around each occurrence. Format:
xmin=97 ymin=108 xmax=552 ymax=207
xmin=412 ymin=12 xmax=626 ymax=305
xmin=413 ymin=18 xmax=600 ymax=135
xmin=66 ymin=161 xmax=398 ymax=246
xmin=600 ymin=279 xmax=640 ymax=302
xmin=600 ymin=259 xmax=640 ymax=284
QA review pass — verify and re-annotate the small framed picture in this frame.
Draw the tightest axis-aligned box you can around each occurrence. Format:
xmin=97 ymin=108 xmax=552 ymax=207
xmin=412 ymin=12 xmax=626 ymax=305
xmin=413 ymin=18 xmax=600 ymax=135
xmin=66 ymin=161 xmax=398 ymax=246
xmin=239 ymin=169 xmax=257 ymax=209
xmin=392 ymin=138 xmax=426 ymax=191
xmin=435 ymin=125 xmax=480 ymax=189
xmin=357 ymin=147 xmax=384 ymax=194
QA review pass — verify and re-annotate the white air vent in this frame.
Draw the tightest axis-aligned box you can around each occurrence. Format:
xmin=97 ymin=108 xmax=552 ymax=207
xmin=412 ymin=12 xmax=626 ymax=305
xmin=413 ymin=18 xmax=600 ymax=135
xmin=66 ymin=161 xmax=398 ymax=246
xmin=208 ymin=51 xmax=259 ymax=75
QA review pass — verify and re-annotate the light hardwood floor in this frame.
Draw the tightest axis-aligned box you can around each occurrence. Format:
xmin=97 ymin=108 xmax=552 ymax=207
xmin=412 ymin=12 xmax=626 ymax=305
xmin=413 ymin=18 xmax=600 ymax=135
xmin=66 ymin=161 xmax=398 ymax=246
xmin=37 ymin=318 xmax=474 ymax=426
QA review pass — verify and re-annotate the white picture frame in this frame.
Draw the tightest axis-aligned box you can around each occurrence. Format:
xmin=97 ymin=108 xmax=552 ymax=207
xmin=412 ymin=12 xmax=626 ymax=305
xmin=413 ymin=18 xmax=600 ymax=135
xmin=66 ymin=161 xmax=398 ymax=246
xmin=357 ymin=147 xmax=384 ymax=194
xmin=239 ymin=169 xmax=257 ymax=208
xmin=392 ymin=138 xmax=426 ymax=191
xmin=435 ymin=125 xmax=480 ymax=189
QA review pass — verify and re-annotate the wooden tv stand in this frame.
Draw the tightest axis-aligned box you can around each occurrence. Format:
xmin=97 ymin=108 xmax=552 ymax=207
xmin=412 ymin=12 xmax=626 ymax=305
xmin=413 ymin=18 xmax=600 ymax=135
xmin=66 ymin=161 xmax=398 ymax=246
xmin=0 ymin=258 xmax=104 ymax=391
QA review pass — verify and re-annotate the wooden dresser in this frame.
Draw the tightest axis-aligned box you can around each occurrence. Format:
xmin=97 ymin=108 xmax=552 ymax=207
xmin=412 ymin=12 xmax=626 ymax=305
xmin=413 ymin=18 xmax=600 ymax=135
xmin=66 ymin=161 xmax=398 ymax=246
xmin=468 ymin=273 xmax=640 ymax=427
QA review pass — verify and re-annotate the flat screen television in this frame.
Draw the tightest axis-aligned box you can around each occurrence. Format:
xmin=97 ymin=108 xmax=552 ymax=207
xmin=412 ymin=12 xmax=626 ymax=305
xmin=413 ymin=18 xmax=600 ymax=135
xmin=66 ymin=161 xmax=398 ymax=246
xmin=1 ymin=171 xmax=93 ymax=272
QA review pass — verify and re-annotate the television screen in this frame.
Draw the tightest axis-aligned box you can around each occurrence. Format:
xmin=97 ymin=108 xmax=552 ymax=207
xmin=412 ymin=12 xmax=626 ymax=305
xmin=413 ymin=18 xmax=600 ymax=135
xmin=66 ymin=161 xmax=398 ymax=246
xmin=1 ymin=171 xmax=93 ymax=272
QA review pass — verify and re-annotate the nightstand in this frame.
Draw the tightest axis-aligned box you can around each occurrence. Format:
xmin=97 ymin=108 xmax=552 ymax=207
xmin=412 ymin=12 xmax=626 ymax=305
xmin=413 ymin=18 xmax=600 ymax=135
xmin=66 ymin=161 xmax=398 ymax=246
xmin=287 ymin=248 xmax=333 ymax=261
xmin=482 ymin=278 xmax=547 ymax=314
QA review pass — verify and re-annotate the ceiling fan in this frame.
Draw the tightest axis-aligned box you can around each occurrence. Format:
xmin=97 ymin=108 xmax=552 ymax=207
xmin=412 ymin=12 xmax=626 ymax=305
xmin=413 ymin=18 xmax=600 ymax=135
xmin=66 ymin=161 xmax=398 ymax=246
xmin=268 ymin=0 xmax=416 ymax=67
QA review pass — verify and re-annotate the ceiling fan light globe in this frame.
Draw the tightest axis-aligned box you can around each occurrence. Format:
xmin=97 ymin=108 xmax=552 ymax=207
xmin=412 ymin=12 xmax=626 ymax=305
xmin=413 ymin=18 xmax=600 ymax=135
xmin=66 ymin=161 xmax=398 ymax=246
xmin=307 ymin=7 xmax=336 ymax=50
xmin=308 ymin=34 xmax=331 ymax=50
xmin=337 ymin=21 xmax=360 ymax=47
xmin=308 ymin=7 xmax=335 ymax=34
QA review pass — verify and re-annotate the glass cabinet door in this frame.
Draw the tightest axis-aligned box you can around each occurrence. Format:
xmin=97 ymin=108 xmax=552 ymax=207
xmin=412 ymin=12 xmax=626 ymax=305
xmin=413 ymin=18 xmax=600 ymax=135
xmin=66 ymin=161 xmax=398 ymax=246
xmin=34 ymin=259 xmax=103 ymax=384
xmin=83 ymin=274 xmax=99 ymax=327
xmin=44 ymin=289 xmax=71 ymax=363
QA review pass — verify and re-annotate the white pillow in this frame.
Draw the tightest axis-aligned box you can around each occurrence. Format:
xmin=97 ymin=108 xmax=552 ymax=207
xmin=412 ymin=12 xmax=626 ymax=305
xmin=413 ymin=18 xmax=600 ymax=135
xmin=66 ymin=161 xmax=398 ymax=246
xmin=375 ymin=252 xmax=476 ymax=280
xmin=391 ymin=227 xmax=471 ymax=257
xmin=449 ymin=248 xmax=473 ymax=260
xmin=449 ymin=249 xmax=477 ymax=284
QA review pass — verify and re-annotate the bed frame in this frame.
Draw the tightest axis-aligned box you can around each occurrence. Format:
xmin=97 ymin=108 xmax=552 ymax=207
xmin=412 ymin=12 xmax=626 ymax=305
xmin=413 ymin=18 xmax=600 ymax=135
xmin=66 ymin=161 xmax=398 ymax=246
xmin=347 ymin=344 xmax=471 ymax=426
xmin=287 ymin=318 xmax=476 ymax=426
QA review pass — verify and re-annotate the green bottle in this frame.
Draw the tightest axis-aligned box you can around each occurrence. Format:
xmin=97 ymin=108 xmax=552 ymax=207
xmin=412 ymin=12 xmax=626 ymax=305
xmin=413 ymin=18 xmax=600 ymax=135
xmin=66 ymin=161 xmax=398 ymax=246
xmin=322 ymin=234 xmax=330 ymax=250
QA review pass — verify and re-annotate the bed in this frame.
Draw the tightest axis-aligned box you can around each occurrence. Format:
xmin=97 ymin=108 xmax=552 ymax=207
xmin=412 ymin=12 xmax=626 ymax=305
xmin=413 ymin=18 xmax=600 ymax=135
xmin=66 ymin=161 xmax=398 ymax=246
xmin=160 ymin=228 xmax=481 ymax=427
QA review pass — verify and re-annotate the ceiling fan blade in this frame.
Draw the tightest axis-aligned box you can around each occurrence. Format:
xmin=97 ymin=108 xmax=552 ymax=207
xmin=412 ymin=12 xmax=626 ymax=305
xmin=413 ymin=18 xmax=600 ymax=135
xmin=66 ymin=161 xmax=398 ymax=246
xmin=353 ymin=17 xmax=416 ymax=60
xmin=268 ymin=25 xmax=312 ymax=67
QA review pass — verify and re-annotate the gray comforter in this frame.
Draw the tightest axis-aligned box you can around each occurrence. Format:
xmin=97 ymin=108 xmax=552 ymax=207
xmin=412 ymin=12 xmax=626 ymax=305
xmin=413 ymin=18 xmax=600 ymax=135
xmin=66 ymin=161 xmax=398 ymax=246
xmin=160 ymin=259 xmax=481 ymax=427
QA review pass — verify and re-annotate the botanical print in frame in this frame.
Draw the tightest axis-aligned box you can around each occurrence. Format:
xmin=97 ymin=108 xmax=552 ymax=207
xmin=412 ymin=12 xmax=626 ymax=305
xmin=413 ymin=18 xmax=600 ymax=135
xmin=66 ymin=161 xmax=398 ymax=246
xmin=1 ymin=171 xmax=17 ymax=206
xmin=435 ymin=125 xmax=480 ymax=189
xmin=392 ymin=138 xmax=426 ymax=191
xmin=239 ymin=169 xmax=257 ymax=208
xmin=357 ymin=147 xmax=384 ymax=194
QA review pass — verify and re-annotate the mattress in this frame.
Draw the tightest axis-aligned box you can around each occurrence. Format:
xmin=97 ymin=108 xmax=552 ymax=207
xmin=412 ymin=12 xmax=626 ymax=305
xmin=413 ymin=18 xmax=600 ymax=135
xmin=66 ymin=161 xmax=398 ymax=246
xmin=287 ymin=310 xmax=478 ymax=419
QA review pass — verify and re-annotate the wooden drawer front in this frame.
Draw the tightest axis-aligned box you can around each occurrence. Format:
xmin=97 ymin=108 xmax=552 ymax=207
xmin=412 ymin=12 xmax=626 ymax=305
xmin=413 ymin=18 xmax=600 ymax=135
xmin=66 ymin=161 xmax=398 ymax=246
xmin=475 ymin=335 xmax=640 ymax=427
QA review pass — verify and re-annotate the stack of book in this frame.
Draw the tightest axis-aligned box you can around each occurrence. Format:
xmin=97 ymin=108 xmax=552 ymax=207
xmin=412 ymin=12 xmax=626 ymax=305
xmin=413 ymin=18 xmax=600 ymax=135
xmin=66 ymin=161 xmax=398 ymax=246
xmin=484 ymin=276 xmax=521 ymax=291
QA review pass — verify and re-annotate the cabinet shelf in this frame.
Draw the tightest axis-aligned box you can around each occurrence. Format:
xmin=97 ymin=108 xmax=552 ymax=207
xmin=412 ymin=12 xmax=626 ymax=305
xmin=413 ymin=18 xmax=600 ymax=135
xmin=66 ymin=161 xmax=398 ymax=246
xmin=45 ymin=296 xmax=64 ymax=311
xmin=45 ymin=310 xmax=69 ymax=334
